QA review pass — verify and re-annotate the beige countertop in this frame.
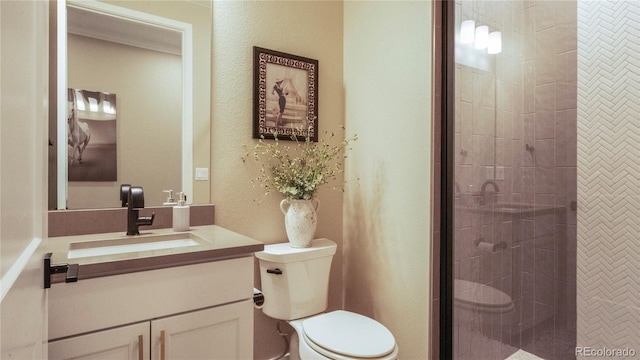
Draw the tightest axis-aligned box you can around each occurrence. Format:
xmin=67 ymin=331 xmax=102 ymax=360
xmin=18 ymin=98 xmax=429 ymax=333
xmin=46 ymin=225 xmax=263 ymax=283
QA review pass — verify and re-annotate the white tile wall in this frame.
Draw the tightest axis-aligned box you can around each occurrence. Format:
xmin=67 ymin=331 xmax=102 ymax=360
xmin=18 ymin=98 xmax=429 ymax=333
xmin=577 ymin=0 xmax=640 ymax=354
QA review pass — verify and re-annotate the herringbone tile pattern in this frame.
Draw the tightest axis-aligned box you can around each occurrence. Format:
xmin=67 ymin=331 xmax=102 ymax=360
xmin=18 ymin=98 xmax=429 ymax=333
xmin=577 ymin=0 xmax=640 ymax=353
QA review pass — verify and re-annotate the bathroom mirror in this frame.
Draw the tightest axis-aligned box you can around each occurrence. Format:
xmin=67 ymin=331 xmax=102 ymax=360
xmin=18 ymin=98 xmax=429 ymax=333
xmin=50 ymin=0 xmax=211 ymax=210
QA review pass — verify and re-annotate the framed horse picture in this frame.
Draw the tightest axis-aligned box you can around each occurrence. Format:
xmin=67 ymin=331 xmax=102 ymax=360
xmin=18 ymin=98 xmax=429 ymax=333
xmin=253 ymin=47 xmax=319 ymax=141
xmin=67 ymin=88 xmax=117 ymax=181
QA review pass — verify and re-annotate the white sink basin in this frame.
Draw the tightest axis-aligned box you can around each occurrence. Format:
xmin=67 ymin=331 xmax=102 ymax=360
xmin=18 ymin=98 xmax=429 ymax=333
xmin=68 ymin=232 xmax=208 ymax=259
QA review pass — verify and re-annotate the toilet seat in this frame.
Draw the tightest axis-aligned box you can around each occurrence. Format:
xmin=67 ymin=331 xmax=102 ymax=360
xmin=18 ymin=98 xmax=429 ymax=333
xmin=454 ymin=279 xmax=514 ymax=313
xmin=300 ymin=311 xmax=398 ymax=360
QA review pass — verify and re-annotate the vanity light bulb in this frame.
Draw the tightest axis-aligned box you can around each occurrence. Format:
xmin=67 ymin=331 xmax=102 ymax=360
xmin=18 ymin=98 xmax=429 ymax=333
xmin=488 ymin=31 xmax=502 ymax=54
xmin=474 ymin=25 xmax=489 ymax=49
xmin=460 ymin=20 xmax=475 ymax=44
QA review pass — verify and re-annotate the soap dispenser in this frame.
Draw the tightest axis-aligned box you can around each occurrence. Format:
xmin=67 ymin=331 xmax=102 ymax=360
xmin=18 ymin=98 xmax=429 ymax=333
xmin=163 ymin=190 xmax=177 ymax=206
xmin=172 ymin=192 xmax=189 ymax=232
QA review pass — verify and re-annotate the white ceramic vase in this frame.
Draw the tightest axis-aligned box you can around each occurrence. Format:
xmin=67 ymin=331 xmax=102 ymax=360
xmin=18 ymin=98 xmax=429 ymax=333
xmin=280 ymin=198 xmax=320 ymax=248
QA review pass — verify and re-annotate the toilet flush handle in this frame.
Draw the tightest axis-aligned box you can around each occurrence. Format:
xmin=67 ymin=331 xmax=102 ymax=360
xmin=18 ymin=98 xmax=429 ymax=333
xmin=267 ymin=268 xmax=283 ymax=275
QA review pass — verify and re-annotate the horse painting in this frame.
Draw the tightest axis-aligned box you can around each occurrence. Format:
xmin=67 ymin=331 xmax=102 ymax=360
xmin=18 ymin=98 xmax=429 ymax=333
xmin=67 ymin=108 xmax=91 ymax=164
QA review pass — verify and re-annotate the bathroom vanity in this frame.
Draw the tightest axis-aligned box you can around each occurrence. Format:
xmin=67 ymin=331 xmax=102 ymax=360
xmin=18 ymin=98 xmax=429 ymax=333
xmin=46 ymin=225 xmax=263 ymax=360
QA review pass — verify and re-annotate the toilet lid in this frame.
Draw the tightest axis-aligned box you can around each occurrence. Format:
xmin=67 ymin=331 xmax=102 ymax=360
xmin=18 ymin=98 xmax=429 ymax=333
xmin=454 ymin=279 xmax=513 ymax=309
xmin=302 ymin=311 xmax=396 ymax=358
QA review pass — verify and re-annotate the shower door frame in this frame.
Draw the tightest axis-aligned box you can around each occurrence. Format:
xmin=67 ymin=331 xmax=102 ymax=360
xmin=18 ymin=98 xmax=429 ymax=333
xmin=436 ymin=0 xmax=455 ymax=359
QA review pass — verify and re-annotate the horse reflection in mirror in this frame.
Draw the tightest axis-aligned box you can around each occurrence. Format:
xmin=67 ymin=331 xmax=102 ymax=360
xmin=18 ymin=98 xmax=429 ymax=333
xmin=67 ymin=108 xmax=91 ymax=164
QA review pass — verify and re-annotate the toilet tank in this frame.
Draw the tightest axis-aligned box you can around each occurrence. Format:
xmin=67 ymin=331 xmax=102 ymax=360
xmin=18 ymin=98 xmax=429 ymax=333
xmin=255 ymin=239 xmax=337 ymax=320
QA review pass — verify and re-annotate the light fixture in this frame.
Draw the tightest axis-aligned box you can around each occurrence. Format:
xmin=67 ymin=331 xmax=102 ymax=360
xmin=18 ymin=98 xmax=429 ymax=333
xmin=460 ymin=20 xmax=475 ymax=44
xmin=88 ymin=97 xmax=98 ymax=112
xmin=76 ymin=99 xmax=85 ymax=111
xmin=474 ymin=25 xmax=489 ymax=49
xmin=488 ymin=31 xmax=502 ymax=54
xmin=458 ymin=20 xmax=502 ymax=61
xmin=103 ymin=100 xmax=115 ymax=114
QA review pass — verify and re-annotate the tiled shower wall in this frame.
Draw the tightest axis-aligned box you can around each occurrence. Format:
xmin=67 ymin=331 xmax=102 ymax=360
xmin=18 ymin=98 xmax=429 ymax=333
xmin=576 ymin=0 xmax=640 ymax=354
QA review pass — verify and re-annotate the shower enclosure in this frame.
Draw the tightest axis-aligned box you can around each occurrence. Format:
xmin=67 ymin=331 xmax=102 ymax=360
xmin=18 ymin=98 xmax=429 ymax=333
xmin=451 ymin=1 xmax=577 ymax=358
xmin=442 ymin=0 xmax=640 ymax=359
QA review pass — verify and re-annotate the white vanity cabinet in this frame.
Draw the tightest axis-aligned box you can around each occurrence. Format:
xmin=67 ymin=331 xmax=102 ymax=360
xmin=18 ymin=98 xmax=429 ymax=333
xmin=48 ymin=257 xmax=254 ymax=360
xmin=151 ymin=300 xmax=252 ymax=360
xmin=49 ymin=322 xmax=149 ymax=360
xmin=49 ymin=301 xmax=252 ymax=360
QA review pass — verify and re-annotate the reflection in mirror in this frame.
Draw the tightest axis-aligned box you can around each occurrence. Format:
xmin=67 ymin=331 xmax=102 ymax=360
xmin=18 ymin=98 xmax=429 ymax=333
xmin=49 ymin=0 xmax=211 ymax=210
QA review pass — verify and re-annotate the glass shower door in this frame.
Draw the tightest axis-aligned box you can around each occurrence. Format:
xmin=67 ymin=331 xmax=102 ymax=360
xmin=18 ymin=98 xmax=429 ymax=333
xmin=452 ymin=1 xmax=577 ymax=359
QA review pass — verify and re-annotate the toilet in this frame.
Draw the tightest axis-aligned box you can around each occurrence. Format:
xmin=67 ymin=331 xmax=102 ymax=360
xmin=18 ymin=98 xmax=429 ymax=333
xmin=255 ymin=239 xmax=399 ymax=360
xmin=454 ymin=279 xmax=515 ymax=337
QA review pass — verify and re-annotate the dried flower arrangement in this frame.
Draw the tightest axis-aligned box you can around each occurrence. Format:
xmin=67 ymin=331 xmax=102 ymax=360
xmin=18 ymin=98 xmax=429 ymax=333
xmin=244 ymin=127 xmax=357 ymax=203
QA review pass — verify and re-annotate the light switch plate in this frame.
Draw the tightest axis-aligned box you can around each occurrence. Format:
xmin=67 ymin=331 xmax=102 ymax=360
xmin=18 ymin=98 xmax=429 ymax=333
xmin=485 ymin=166 xmax=494 ymax=180
xmin=195 ymin=167 xmax=209 ymax=181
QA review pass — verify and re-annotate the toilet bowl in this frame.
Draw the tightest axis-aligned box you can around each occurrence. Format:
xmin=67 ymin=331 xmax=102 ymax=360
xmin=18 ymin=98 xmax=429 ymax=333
xmin=288 ymin=311 xmax=399 ymax=360
xmin=255 ymin=239 xmax=398 ymax=360
xmin=454 ymin=279 xmax=514 ymax=336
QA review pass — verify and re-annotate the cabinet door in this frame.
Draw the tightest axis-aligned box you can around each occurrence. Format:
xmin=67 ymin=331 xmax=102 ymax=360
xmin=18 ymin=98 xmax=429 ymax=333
xmin=151 ymin=300 xmax=253 ymax=360
xmin=49 ymin=322 xmax=149 ymax=360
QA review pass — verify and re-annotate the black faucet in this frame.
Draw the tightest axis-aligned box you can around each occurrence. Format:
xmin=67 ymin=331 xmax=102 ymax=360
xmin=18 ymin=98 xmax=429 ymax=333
xmin=479 ymin=180 xmax=500 ymax=206
xmin=121 ymin=185 xmax=155 ymax=235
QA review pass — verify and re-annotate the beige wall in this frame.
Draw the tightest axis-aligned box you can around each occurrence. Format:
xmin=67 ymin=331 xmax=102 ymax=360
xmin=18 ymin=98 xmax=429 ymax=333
xmin=209 ymin=2 xmax=345 ymax=359
xmin=211 ymin=1 xmax=433 ymax=358
xmin=343 ymin=2 xmax=432 ymax=359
